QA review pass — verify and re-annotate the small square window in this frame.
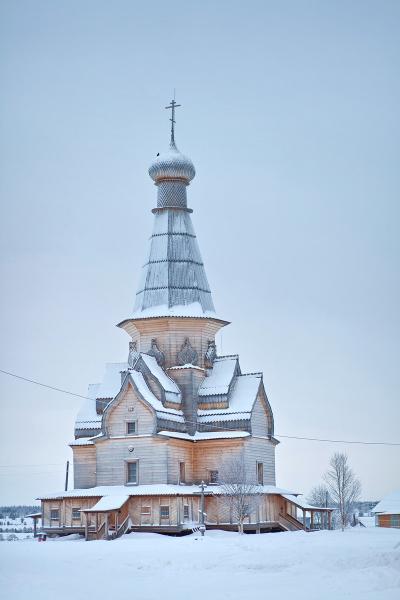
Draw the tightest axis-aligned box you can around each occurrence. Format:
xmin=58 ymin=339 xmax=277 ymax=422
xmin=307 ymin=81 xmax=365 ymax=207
xmin=160 ymin=506 xmax=169 ymax=519
xmin=72 ymin=508 xmax=81 ymax=520
xmin=209 ymin=470 xmax=219 ymax=484
xmin=127 ymin=461 xmax=138 ymax=484
xmin=141 ymin=506 xmax=151 ymax=515
xmin=183 ymin=505 xmax=190 ymax=520
xmin=50 ymin=509 xmax=59 ymax=520
xmin=126 ymin=421 xmax=136 ymax=435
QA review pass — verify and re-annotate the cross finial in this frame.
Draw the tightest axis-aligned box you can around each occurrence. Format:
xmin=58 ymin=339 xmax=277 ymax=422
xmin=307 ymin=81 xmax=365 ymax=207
xmin=165 ymin=95 xmax=181 ymax=145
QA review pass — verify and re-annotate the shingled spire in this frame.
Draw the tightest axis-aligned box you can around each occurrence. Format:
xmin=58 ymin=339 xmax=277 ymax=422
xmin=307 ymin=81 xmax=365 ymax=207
xmin=133 ymin=99 xmax=216 ymax=318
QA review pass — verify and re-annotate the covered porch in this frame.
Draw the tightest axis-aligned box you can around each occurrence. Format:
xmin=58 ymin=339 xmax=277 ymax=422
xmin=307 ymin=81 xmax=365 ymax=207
xmin=281 ymin=494 xmax=333 ymax=531
xmin=81 ymin=494 xmax=131 ymax=541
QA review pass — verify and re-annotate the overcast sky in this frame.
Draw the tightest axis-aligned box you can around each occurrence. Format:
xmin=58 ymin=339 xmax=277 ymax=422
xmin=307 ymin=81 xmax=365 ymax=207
xmin=1 ymin=0 xmax=399 ymax=505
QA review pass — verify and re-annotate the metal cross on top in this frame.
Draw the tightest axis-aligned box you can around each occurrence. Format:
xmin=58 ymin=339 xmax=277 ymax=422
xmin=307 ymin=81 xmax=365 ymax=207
xmin=165 ymin=97 xmax=181 ymax=144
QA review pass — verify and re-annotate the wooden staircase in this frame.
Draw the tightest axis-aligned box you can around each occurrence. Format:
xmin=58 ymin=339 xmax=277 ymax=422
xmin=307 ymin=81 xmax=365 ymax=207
xmin=278 ymin=512 xmax=305 ymax=532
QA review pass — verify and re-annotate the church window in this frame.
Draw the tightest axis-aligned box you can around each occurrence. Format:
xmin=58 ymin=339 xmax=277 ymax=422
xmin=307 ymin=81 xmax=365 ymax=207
xmin=72 ymin=508 xmax=81 ymax=520
xmin=50 ymin=509 xmax=59 ymax=521
xmin=160 ymin=506 xmax=169 ymax=519
xmin=126 ymin=421 xmax=137 ymax=435
xmin=126 ymin=461 xmax=138 ymax=484
xmin=179 ymin=462 xmax=186 ymax=483
xmin=209 ymin=470 xmax=219 ymax=484
xmin=257 ymin=462 xmax=264 ymax=485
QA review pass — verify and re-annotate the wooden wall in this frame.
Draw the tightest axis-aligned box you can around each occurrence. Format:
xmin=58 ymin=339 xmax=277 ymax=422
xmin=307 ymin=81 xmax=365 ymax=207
xmin=107 ymin=386 xmax=155 ymax=437
xmin=166 ymin=439 xmax=194 ymax=484
xmin=95 ymin=436 xmax=169 ymax=486
xmin=377 ymin=514 xmax=400 ymax=528
xmin=251 ymin=393 xmax=271 ymax=437
xmin=192 ymin=439 xmax=244 ymax=483
xmin=72 ymin=445 xmax=96 ymax=489
xmin=42 ymin=497 xmax=100 ymax=527
xmin=119 ymin=317 xmax=225 ymax=370
xmin=243 ymin=436 xmax=276 ymax=485
xmin=127 ymin=495 xmax=200 ymax=526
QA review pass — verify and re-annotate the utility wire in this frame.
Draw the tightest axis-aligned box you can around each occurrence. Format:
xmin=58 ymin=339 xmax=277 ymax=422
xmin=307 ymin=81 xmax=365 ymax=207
xmin=1 ymin=367 xmax=400 ymax=447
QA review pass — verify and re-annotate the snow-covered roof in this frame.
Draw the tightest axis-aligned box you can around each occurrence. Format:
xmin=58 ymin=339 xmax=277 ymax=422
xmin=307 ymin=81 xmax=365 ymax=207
xmin=75 ymin=395 xmax=102 ymax=431
xmin=130 ymin=303 xmax=220 ymax=320
xmin=128 ymin=371 xmax=184 ymax=423
xmin=157 ymin=430 xmax=250 ymax=442
xmin=69 ymin=438 xmax=94 ymax=446
xmin=38 ymin=484 xmax=298 ymax=501
xmin=197 ymin=373 xmax=261 ymax=422
xmin=168 ymin=364 xmax=205 ymax=371
xmin=75 ymin=364 xmax=128 ymax=433
xmin=198 ymin=356 xmax=238 ymax=397
xmin=372 ymin=491 xmax=400 ymax=515
xmin=82 ymin=495 xmax=130 ymax=512
xmin=282 ymin=495 xmax=334 ymax=511
xmin=95 ymin=362 xmax=127 ymax=399
xmin=358 ymin=516 xmax=376 ymax=527
xmin=141 ymin=353 xmax=181 ymax=403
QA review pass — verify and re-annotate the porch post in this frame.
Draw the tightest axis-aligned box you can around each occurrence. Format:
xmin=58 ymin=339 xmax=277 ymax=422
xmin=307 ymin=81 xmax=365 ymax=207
xmin=328 ymin=511 xmax=332 ymax=530
xmin=310 ymin=511 xmax=314 ymax=530
xmin=104 ymin=513 xmax=109 ymax=540
xmin=302 ymin=509 xmax=306 ymax=530
xmin=84 ymin=512 xmax=89 ymax=541
xmin=33 ymin=517 xmax=37 ymax=538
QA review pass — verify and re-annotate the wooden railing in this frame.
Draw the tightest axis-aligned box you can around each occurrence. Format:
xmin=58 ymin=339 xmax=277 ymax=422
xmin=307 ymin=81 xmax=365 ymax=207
xmin=278 ymin=512 xmax=305 ymax=531
xmin=109 ymin=515 xmax=131 ymax=540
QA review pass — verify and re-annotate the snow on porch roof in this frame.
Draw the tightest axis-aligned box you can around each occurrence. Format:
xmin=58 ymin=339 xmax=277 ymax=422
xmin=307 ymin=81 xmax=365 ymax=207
xmin=282 ymin=494 xmax=334 ymax=511
xmin=82 ymin=495 xmax=129 ymax=512
xmin=38 ymin=484 xmax=299 ymax=500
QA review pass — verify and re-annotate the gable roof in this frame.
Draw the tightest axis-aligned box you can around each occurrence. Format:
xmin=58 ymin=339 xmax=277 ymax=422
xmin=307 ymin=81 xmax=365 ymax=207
xmin=100 ymin=371 xmax=185 ymax=429
xmin=140 ymin=353 xmax=181 ymax=403
xmin=372 ymin=491 xmax=400 ymax=515
xmin=197 ymin=373 xmax=262 ymax=423
xmin=198 ymin=356 xmax=238 ymax=397
xmin=74 ymin=363 xmax=127 ymax=434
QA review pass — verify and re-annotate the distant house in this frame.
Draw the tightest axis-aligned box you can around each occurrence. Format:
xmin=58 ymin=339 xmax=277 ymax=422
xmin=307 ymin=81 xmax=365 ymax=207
xmin=372 ymin=491 xmax=400 ymax=528
xmin=358 ymin=516 xmax=375 ymax=528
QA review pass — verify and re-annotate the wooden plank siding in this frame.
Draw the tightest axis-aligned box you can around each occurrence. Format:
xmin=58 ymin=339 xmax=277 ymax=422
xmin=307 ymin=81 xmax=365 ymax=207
xmin=243 ymin=436 xmax=276 ymax=485
xmin=72 ymin=445 xmax=96 ymax=489
xmin=107 ymin=386 xmax=156 ymax=437
xmin=95 ymin=436 xmax=169 ymax=486
xmin=193 ymin=439 xmax=244 ymax=483
xmin=120 ymin=317 xmax=224 ymax=371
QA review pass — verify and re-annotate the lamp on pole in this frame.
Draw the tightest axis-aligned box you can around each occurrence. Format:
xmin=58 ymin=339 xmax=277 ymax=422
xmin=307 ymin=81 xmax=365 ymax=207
xmin=199 ymin=480 xmax=207 ymax=536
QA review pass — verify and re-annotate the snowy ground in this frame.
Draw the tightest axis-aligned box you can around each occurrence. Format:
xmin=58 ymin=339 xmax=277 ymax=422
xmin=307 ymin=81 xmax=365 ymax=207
xmin=1 ymin=528 xmax=399 ymax=599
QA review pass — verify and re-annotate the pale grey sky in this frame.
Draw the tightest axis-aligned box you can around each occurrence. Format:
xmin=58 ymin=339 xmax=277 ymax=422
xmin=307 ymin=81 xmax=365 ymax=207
xmin=0 ymin=0 xmax=399 ymax=504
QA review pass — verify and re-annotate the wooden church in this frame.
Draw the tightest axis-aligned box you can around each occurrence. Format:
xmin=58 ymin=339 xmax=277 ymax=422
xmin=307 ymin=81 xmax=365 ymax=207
xmin=39 ymin=101 xmax=332 ymax=539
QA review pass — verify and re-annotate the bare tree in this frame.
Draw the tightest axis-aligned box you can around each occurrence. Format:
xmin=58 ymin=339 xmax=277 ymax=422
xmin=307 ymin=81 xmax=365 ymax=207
xmin=219 ymin=455 xmax=261 ymax=534
xmin=323 ymin=453 xmax=361 ymax=531
xmin=307 ymin=484 xmax=332 ymax=528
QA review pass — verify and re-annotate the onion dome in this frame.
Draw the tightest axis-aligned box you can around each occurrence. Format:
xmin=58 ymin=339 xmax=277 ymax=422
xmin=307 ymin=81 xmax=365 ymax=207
xmin=149 ymin=141 xmax=195 ymax=184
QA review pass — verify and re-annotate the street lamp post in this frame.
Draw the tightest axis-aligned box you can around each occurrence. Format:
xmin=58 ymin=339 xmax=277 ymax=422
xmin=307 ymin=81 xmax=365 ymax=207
xmin=199 ymin=480 xmax=207 ymax=536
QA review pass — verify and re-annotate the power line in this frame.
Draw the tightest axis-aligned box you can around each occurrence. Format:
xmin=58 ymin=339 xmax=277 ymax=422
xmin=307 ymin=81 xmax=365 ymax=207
xmin=1 ymin=367 xmax=400 ymax=447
